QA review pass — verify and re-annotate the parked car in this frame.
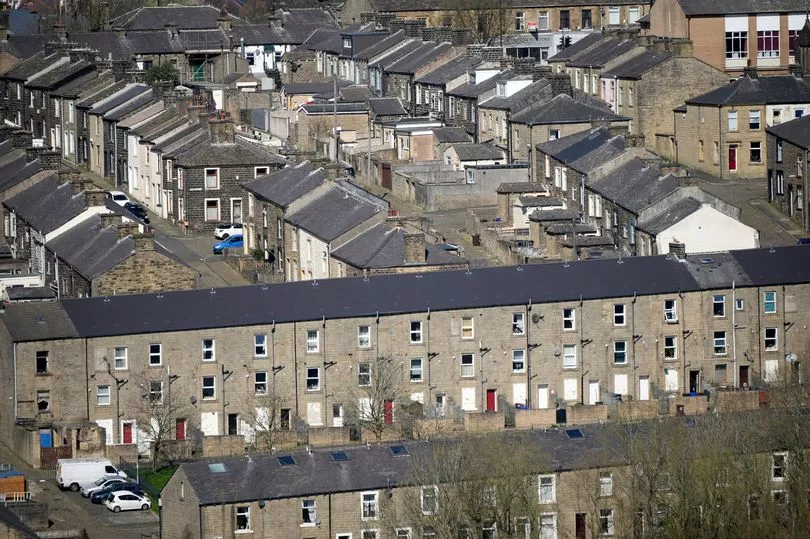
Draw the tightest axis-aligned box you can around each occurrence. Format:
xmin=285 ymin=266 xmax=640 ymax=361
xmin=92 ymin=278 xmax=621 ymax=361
xmin=81 ymin=476 xmax=127 ymax=497
xmin=56 ymin=458 xmax=127 ymax=492
xmin=213 ymin=234 xmax=243 ymax=254
xmin=124 ymin=202 xmax=150 ymax=224
xmin=107 ymin=191 xmax=130 ymax=207
xmin=90 ymin=481 xmax=143 ymax=504
xmin=104 ymin=491 xmax=151 ymax=512
xmin=214 ymin=222 xmax=243 ymax=239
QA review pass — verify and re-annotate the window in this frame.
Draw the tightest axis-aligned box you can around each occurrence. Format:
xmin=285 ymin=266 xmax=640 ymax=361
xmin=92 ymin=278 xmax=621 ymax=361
xmin=600 ymin=472 xmax=613 ymax=497
xmin=698 ymin=140 xmax=704 ymax=161
xmin=614 ymin=341 xmax=627 ymax=365
xmin=114 ymin=347 xmax=128 ymax=370
xmin=796 ymin=109 xmax=805 ymax=119
xmin=149 ymin=381 xmax=163 ymax=403
xmin=254 ymin=334 xmax=267 ymax=357
xmin=395 ymin=529 xmax=411 ymax=539
xmin=538 ymin=475 xmax=555 ymax=503
xmin=664 ymin=299 xmax=678 ymax=322
xmin=608 ymin=6 xmax=619 ymax=24
xmin=512 ymin=312 xmax=525 ymax=335
xmin=361 ymin=491 xmax=379 ymax=520
xmin=613 ymin=304 xmax=626 ymax=326
xmin=664 ymin=336 xmax=677 ymax=360
xmin=37 ymin=390 xmax=50 ymax=411
xmin=358 ymin=363 xmax=371 ymax=386
xmin=301 ymin=499 xmax=316 ymax=525
xmin=772 ymin=453 xmax=787 ymax=481
xmin=307 ymin=330 xmax=319 ymax=353
xmin=750 ymin=141 xmax=761 ymax=163
xmin=204 ymin=168 xmax=219 ymax=189
xmin=728 ymin=111 xmax=737 ymax=131
xmin=713 ymin=141 xmax=719 ymax=164
xmin=757 ymin=30 xmax=779 ymax=58
xmin=799 ymin=155 xmax=805 ymax=177
xmin=725 ymin=31 xmax=748 ymax=58
xmin=549 ymin=128 xmax=560 ymax=140
xmin=410 ymin=321 xmax=423 ymax=343
xmin=764 ymin=291 xmax=777 ymax=313
xmin=410 ymin=358 xmax=423 ymax=382
xmin=254 ymin=371 xmax=268 ymax=395
xmin=538 ymin=11 xmax=549 ymax=30
xmin=772 ymin=489 xmax=788 ymax=505
xmin=306 ymin=367 xmax=320 ymax=391
xmin=749 ymin=110 xmax=760 ymax=130
xmin=205 ymin=199 xmax=220 ymax=221
xmin=563 ymin=308 xmax=575 ymax=330
xmin=735 ymin=298 xmax=744 ymax=311
xmin=514 ymin=10 xmax=525 ymax=30
xmin=421 ymin=486 xmax=438 ymax=515
xmin=235 ymin=506 xmax=250 ymax=531
xmin=149 ymin=344 xmax=162 ymax=366
xmin=776 ymin=139 xmax=783 ymax=162
xmin=36 ymin=351 xmax=48 ymax=374
xmin=358 ymin=326 xmax=371 ymax=348
xmin=713 ymin=294 xmax=726 ymax=317
xmin=563 ymin=345 xmax=577 ymax=369
xmin=461 ymin=316 xmax=474 ymax=339
xmin=776 ymin=170 xmax=785 ymax=195
xmin=714 ymin=331 xmax=728 ymax=355
xmin=202 ymin=339 xmax=215 ymax=361
xmin=96 ymin=385 xmax=110 ymax=406
xmin=764 ymin=327 xmax=778 ymax=351
xmin=461 ymin=353 xmax=474 ymax=377
xmin=600 ymin=509 xmax=615 ymax=535
xmin=202 ymin=376 xmax=216 ymax=400
xmin=582 ymin=8 xmax=592 ymax=28
xmin=512 ymin=349 xmax=526 ymax=373
xmin=559 ymin=9 xmax=570 ymax=29
xmin=361 ymin=531 xmax=379 ymax=539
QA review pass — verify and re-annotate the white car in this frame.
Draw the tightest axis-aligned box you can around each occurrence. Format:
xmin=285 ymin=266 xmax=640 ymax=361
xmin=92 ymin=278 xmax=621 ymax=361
xmin=107 ymin=191 xmax=130 ymax=207
xmin=80 ymin=476 xmax=127 ymax=497
xmin=104 ymin=490 xmax=151 ymax=512
xmin=214 ymin=222 xmax=243 ymax=239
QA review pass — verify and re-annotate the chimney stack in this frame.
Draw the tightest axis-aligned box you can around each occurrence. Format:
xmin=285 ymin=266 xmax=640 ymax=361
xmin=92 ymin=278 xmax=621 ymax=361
xmin=70 ymin=175 xmax=96 ymax=192
xmin=209 ymin=115 xmax=235 ymax=144
xmin=132 ymin=231 xmax=155 ymax=251
xmin=669 ymin=240 xmax=686 ymax=259
xmin=403 ymin=232 xmax=426 ymax=264
xmin=100 ymin=213 xmax=122 ymax=230
xmin=10 ymin=130 xmax=32 ymax=149
xmin=85 ymin=189 xmax=108 ymax=207
xmin=117 ymin=222 xmax=139 ymax=240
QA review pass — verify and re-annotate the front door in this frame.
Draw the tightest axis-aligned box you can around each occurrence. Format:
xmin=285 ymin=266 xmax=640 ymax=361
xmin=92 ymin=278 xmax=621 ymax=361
xmin=175 ymin=418 xmax=186 ymax=441
xmin=739 ymin=365 xmax=749 ymax=387
xmin=664 ymin=368 xmax=679 ymax=392
xmin=332 ymin=404 xmax=344 ymax=427
xmin=689 ymin=370 xmax=701 ymax=394
xmin=588 ymin=381 xmax=600 ymax=405
xmin=575 ymin=513 xmax=587 ymax=539
xmin=486 ymin=389 xmax=497 ymax=412
xmin=384 ymin=400 xmax=394 ymax=424
xmin=228 ymin=413 xmax=238 ymax=436
xmin=435 ymin=394 xmax=446 ymax=417
xmin=537 ymin=384 xmax=550 ymax=409
xmin=122 ymin=422 xmax=133 ymax=444
xmin=231 ymin=198 xmax=243 ymax=224
xmin=728 ymin=145 xmax=738 ymax=172
xmin=639 ymin=376 xmax=650 ymax=401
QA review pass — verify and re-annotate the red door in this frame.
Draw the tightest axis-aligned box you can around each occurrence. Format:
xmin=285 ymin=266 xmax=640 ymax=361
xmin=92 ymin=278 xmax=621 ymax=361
xmin=728 ymin=146 xmax=737 ymax=172
xmin=122 ymin=423 xmax=133 ymax=444
xmin=486 ymin=389 xmax=497 ymax=412
xmin=384 ymin=400 xmax=393 ymax=424
xmin=176 ymin=419 xmax=186 ymax=441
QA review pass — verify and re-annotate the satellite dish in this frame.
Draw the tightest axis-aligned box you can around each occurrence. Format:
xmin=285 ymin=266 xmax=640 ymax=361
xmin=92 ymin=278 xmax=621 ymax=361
xmin=786 ymin=353 xmax=798 ymax=363
xmin=553 ymin=348 xmax=561 ymax=357
xmin=190 ymin=396 xmax=198 ymax=405
xmin=531 ymin=313 xmax=542 ymax=324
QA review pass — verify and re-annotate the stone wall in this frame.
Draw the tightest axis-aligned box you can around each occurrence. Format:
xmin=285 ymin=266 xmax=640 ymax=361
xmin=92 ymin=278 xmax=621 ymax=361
xmin=463 ymin=412 xmax=504 ymax=433
xmin=202 ymin=435 xmax=245 ymax=458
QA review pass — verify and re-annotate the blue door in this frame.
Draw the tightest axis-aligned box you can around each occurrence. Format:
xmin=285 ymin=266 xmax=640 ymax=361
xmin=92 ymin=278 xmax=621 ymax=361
xmin=39 ymin=430 xmax=52 ymax=448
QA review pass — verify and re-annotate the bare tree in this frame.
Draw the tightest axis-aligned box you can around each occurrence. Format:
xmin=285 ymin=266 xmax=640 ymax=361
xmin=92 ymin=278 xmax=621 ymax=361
xmin=344 ymin=356 xmax=405 ymax=441
xmin=441 ymin=0 xmax=508 ymax=43
xmin=130 ymin=371 xmax=191 ymax=470
xmin=238 ymin=382 xmax=289 ymax=451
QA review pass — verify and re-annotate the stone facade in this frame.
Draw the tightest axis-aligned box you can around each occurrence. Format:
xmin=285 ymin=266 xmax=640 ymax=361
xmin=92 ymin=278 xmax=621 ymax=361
xmin=767 ymin=130 xmax=810 ymax=231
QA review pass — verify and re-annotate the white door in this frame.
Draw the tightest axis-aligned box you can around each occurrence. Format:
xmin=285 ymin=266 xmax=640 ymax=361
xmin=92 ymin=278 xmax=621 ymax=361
xmin=461 ymin=387 xmax=476 ymax=411
xmin=200 ymin=412 xmax=219 ymax=436
xmin=513 ymin=383 xmax=527 ymax=406
xmin=664 ymin=368 xmax=679 ymax=392
xmin=537 ymin=385 xmax=550 ymax=409
xmin=307 ymin=402 xmax=322 ymax=426
xmin=332 ymin=404 xmax=343 ymax=427
xmin=410 ymin=392 xmax=424 ymax=404
xmin=614 ymin=374 xmax=628 ymax=396
xmin=359 ymin=397 xmax=372 ymax=420
xmin=96 ymin=419 xmax=113 ymax=446
xmin=563 ymin=378 xmax=578 ymax=401
xmin=639 ymin=376 xmax=650 ymax=401
xmin=588 ymin=381 xmax=600 ymax=405
xmin=435 ymin=394 xmax=446 ymax=417
xmin=764 ymin=359 xmax=779 ymax=382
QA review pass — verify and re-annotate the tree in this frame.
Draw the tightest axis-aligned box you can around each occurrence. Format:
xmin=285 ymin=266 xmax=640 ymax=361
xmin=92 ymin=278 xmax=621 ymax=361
xmin=145 ymin=63 xmax=180 ymax=86
xmin=344 ymin=356 xmax=405 ymax=441
xmin=130 ymin=372 xmax=191 ymax=470
xmin=441 ymin=0 xmax=508 ymax=44
xmin=238 ymin=381 xmax=289 ymax=451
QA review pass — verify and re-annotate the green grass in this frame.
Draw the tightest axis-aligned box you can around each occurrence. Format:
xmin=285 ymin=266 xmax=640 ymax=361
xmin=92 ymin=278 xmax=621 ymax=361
xmin=135 ymin=466 xmax=177 ymax=515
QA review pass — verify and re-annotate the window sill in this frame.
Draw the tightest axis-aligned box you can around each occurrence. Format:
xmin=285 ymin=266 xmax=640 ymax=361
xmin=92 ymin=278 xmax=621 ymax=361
xmin=300 ymin=523 xmax=316 ymax=528
xmin=512 ymin=370 xmax=526 ymax=375
xmin=563 ymin=367 xmax=578 ymax=371
xmin=410 ymin=380 xmax=423 ymax=383
xmin=235 ymin=530 xmax=253 ymax=534
xmin=613 ymin=363 xmax=629 ymax=367
xmin=36 ymin=372 xmax=51 ymax=376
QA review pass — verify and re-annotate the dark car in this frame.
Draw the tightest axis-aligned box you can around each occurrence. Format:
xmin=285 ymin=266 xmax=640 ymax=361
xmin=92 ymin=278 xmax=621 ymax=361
xmin=89 ymin=481 xmax=143 ymax=503
xmin=124 ymin=202 xmax=150 ymax=224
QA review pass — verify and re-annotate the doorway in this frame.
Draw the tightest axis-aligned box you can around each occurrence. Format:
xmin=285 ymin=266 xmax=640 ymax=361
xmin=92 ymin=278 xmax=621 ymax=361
xmin=537 ymin=384 xmax=549 ymax=409
xmin=575 ymin=513 xmax=587 ymax=539
xmin=588 ymin=381 xmax=600 ymax=405
xmin=728 ymin=145 xmax=738 ymax=173
xmin=122 ymin=422 xmax=133 ymax=444
xmin=689 ymin=370 xmax=701 ymax=394
xmin=332 ymin=404 xmax=344 ymax=427
xmin=486 ymin=389 xmax=497 ymax=412
xmin=739 ymin=365 xmax=749 ymax=388
xmin=228 ymin=413 xmax=239 ymax=436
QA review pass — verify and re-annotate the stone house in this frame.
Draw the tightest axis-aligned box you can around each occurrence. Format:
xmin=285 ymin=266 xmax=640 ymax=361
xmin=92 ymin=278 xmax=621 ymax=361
xmin=562 ymin=37 xmax=645 ymax=98
xmin=673 ymin=72 xmax=810 ymax=180
xmin=0 ymin=245 xmax=807 ymax=466
xmin=332 ymin=29 xmax=390 ymax=84
xmin=349 ymin=30 xmax=410 ymax=87
xmin=446 ymin=67 xmax=515 ymax=136
xmin=413 ymin=55 xmax=484 ymax=118
xmin=294 ymin=102 xmax=369 ymax=156
xmin=378 ymin=42 xmax=456 ymax=114
xmin=477 ymin=77 xmax=548 ymax=154
xmin=766 ymin=114 xmax=810 ymax=230
xmin=443 ymin=143 xmax=505 ymax=170
xmin=75 ymin=80 xmax=127 ymax=171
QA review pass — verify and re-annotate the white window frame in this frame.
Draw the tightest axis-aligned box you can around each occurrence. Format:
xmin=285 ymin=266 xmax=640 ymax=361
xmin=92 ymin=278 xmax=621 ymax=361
xmin=114 ymin=346 xmax=128 ymax=370
xmin=301 ymin=499 xmax=316 ymax=526
xmin=307 ymin=330 xmax=320 ymax=353
xmin=202 ymin=376 xmax=216 ymax=400
xmin=306 ymin=367 xmax=321 ymax=391
xmin=512 ymin=349 xmax=526 ymax=373
xmin=764 ymin=291 xmax=777 ymax=313
xmin=713 ymin=331 xmax=728 ymax=356
xmin=410 ymin=321 xmax=423 ymax=344
xmin=664 ymin=299 xmax=678 ymax=322
xmin=772 ymin=452 xmax=787 ymax=481
xmin=410 ymin=357 xmax=423 ymax=382
xmin=96 ymin=385 xmax=111 ymax=406
xmin=512 ymin=312 xmax=525 ymax=335
xmin=538 ymin=474 xmax=556 ymax=503
xmin=764 ymin=327 xmax=778 ymax=351
xmin=149 ymin=343 xmax=162 ymax=366
xmin=255 ymin=334 xmax=267 ymax=357
xmin=361 ymin=491 xmax=379 ymax=520
xmin=461 ymin=316 xmax=474 ymax=340
xmin=664 ymin=336 xmax=677 ymax=360
xmin=713 ymin=294 xmax=726 ymax=317
xmin=461 ymin=353 xmax=475 ymax=377
xmin=149 ymin=380 xmax=164 ymax=403
xmin=235 ymin=505 xmax=251 ymax=532
xmin=613 ymin=340 xmax=627 ymax=365
xmin=202 ymin=338 xmax=215 ymax=362
xmin=204 ymin=167 xmax=220 ymax=189
xmin=599 ymin=472 xmax=613 ymax=497
xmin=421 ymin=485 xmax=438 ymax=515
xmin=563 ymin=308 xmax=575 ymax=330
xmin=600 ymin=509 xmax=615 ymax=536
xmin=204 ymin=198 xmax=220 ymax=222
xmin=613 ymin=304 xmax=626 ymax=326
xmin=254 ymin=371 xmax=268 ymax=395
xmin=358 ymin=362 xmax=371 ymax=387
xmin=357 ymin=325 xmax=371 ymax=348
xmin=563 ymin=345 xmax=577 ymax=369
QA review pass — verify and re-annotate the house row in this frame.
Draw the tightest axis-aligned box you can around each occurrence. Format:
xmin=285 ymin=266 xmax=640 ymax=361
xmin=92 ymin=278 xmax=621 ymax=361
xmin=0 ymin=244 xmax=807 ymax=468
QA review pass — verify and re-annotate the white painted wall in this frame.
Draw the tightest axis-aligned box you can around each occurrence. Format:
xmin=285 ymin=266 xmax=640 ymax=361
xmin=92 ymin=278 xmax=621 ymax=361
xmin=654 ymin=205 xmax=759 ymax=254
xmin=297 ymin=229 xmax=330 ymax=281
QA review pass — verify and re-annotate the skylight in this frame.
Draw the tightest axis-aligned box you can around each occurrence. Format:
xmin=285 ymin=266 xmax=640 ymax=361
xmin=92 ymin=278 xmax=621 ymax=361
xmin=208 ymin=463 xmax=226 ymax=473
xmin=331 ymin=451 xmax=349 ymax=462
xmin=390 ymin=445 xmax=409 ymax=456
xmin=565 ymin=428 xmax=584 ymax=439
xmin=277 ymin=455 xmax=296 ymax=466
xmin=699 ymin=257 xmax=714 ymax=264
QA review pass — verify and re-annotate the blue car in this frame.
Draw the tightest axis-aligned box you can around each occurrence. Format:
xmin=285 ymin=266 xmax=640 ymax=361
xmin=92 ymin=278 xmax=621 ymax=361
xmin=89 ymin=481 xmax=143 ymax=503
xmin=213 ymin=234 xmax=243 ymax=254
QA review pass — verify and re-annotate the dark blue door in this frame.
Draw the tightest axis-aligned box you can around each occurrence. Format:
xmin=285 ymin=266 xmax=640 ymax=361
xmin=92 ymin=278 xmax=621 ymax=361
xmin=39 ymin=430 xmax=52 ymax=448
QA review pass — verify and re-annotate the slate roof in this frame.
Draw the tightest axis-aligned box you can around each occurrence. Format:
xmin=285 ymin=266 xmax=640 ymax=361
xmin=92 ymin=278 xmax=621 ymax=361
xmin=110 ymin=5 xmax=240 ymax=30
xmin=67 ymin=30 xmax=189 ymax=58
xmin=451 ymin=143 xmax=504 ymax=161
xmin=241 ymin=161 xmax=326 ymax=207
xmin=286 ymin=183 xmax=385 ymax=242
xmin=639 ymin=196 xmax=703 ymax=234
xmin=497 ymin=182 xmax=546 ymax=193
xmin=675 ymin=0 xmax=806 ymax=16
xmin=27 ymin=60 xmax=93 ymax=89
xmin=89 ymin=84 xmax=151 ymax=115
xmin=76 ymin=80 xmax=126 ymax=108
xmin=299 ymin=28 xmax=343 ymax=54
xmin=7 ymin=34 xmax=56 ymax=59
xmin=1 ymin=300 xmax=79 ymax=341
xmin=279 ymin=8 xmax=339 ymax=41
xmin=537 ymin=127 xmax=627 ymax=174
xmin=511 ymin=93 xmax=627 ymax=125
xmin=766 ymin=114 xmax=810 ymax=149
xmin=50 ymin=70 xmax=105 ymax=98
xmin=3 ymin=51 xmax=62 ymax=81
xmin=432 ymin=127 xmax=471 ymax=143
xmin=368 ymin=40 xmax=423 ymax=69
xmin=518 ymin=195 xmax=562 ymax=207
xmin=588 ymin=159 xmax=678 ymax=213
xmin=6 ymin=286 xmax=56 ymax=301
xmin=447 ymin=69 xmax=516 ymax=99
xmin=4 ymin=177 xmax=86 ymax=235
xmin=601 ymin=49 xmax=672 ymax=79
xmin=118 ymin=100 xmax=165 ymax=128
xmin=368 ymin=97 xmax=407 ymax=116
xmin=371 ymin=0 xmax=643 ymax=11
xmin=300 ymin=102 xmax=368 ymax=114
xmin=567 ymin=39 xmax=640 ymax=68
xmin=338 ymin=85 xmax=372 ymax=103
xmin=175 ymin=137 xmax=286 ymax=167
xmin=352 ymin=30 xmax=407 ymax=61
xmin=104 ymin=92 xmax=155 ymax=121
xmin=385 ymin=42 xmax=453 ymax=75
xmin=686 ymin=75 xmax=810 ymax=106
xmin=332 ymin=224 xmax=463 ymax=269
xmin=528 ymin=208 xmax=580 ymax=221
xmin=479 ymin=79 xmax=551 ymax=111
xmin=415 ymin=55 xmax=483 ymax=86
xmin=284 ymin=81 xmax=351 ymax=95
xmin=45 ymin=215 xmax=135 ymax=280
xmin=548 ymin=32 xmax=603 ymax=62
xmin=0 ymin=159 xmax=44 ymax=193
xmin=230 ymin=24 xmax=292 ymax=46
xmin=3 ymin=245 xmax=805 ymax=340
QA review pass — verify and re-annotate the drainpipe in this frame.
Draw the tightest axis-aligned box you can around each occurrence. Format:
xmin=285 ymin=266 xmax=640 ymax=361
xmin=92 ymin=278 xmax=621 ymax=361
xmin=718 ymin=106 xmax=724 ymax=180
xmin=525 ymin=299 xmax=532 ymax=409
xmin=579 ymin=294 xmax=585 ymax=405
xmin=732 ymin=281 xmax=738 ymax=388
xmin=631 ymin=291 xmax=637 ymax=398
xmin=12 ymin=342 xmax=17 ymax=419
xmin=679 ymin=290 xmax=687 ymax=394
xmin=293 ymin=321 xmax=299 ymax=418
xmin=426 ymin=308 xmax=432 ymax=412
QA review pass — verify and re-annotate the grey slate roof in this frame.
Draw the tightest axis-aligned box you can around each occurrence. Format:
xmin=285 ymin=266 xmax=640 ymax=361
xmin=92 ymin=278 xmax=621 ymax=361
xmin=27 ymin=60 xmax=93 ymax=89
xmin=537 ymin=127 xmax=626 ymax=174
xmin=639 ymin=196 xmax=703 ymax=234
xmin=511 ymin=93 xmax=627 ymax=125
xmin=45 ymin=215 xmax=138 ymax=280
xmin=432 ymin=127 xmax=471 ymax=143
xmin=110 ymin=5 xmax=239 ymax=30
xmin=518 ymin=195 xmax=562 ymax=207
xmin=766 ymin=114 xmax=810 ymax=149
xmin=299 ymin=28 xmax=343 ymax=54
xmin=528 ymin=208 xmax=580 ymax=221
xmin=601 ymin=49 xmax=672 ymax=79
xmin=50 ymin=71 xmax=105 ymax=98
xmin=332 ymin=224 xmax=463 ymax=269
xmin=415 ymin=55 xmax=483 ymax=86
xmin=368 ymin=97 xmax=407 ymax=116
xmin=353 ymin=30 xmax=407 ymax=61
xmin=588 ymin=159 xmax=678 ymax=213
xmin=76 ymin=80 xmax=126 ymax=108
xmin=567 ymin=39 xmax=639 ymax=68
xmin=447 ymin=69 xmax=516 ymax=99
xmin=175 ymin=137 xmax=286 ymax=167
xmin=6 ymin=286 xmax=56 ymax=301
xmin=6 ymin=34 xmax=55 ymax=60
xmin=479 ymin=79 xmax=551 ymax=112
xmin=372 ymin=0 xmax=643 ymax=11
xmin=286 ymin=183 xmax=385 ymax=242
xmin=1 ymin=300 xmax=79 ymax=341
xmin=3 ymin=52 xmax=59 ymax=81
xmin=675 ymin=0 xmax=805 ymax=16
xmin=90 ymin=84 xmax=151 ymax=115
xmin=284 ymin=81 xmax=351 ymax=95
xmin=385 ymin=42 xmax=453 ymax=75
xmin=686 ymin=75 xmax=810 ymax=106
xmin=497 ymin=182 xmax=545 ymax=193
xmin=241 ymin=161 xmax=326 ymax=207
xmin=368 ymin=40 xmax=424 ymax=69
xmin=6 ymin=245 xmax=804 ymax=340
xmin=230 ymin=24 xmax=293 ymax=46
xmin=451 ymin=143 xmax=504 ymax=161
xmin=5 ymin=177 xmax=85 ymax=235
xmin=547 ymin=32 xmax=603 ymax=62
xmin=104 ymin=93 xmax=156 ymax=122
xmin=300 ymin=102 xmax=368 ymax=114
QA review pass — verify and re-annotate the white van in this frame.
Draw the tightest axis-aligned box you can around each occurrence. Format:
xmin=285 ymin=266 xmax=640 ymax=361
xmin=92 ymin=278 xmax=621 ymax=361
xmin=56 ymin=458 xmax=127 ymax=491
